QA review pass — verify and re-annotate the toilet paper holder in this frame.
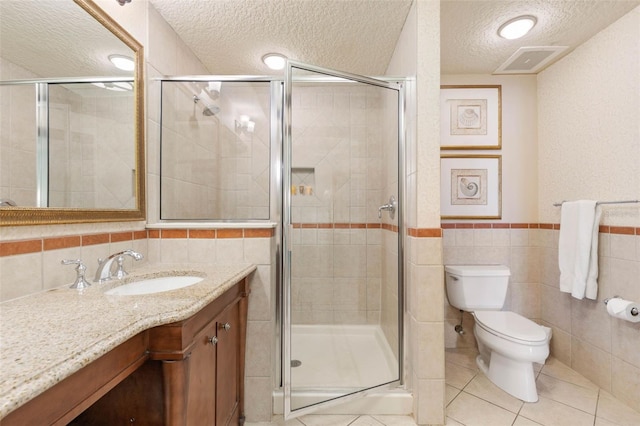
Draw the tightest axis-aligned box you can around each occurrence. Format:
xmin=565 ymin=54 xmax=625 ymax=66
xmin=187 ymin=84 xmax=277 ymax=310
xmin=604 ymin=296 xmax=639 ymax=316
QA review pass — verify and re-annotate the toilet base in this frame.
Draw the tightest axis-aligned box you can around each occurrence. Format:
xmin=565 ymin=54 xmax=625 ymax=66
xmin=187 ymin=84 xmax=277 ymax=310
xmin=476 ymin=353 xmax=539 ymax=402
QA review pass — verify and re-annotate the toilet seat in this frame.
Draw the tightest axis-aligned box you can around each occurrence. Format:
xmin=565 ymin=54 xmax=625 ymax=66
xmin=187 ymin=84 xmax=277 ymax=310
xmin=475 ymin=311 xmax=547 ymax=344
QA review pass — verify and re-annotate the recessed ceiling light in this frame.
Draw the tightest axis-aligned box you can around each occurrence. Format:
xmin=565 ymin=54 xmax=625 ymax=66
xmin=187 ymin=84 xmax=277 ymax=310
xmin=262 ymin=53 xmax=287 ymax=70
xmin=108 ymin=54 xmax=135 ymax=71
xmin=498 ymin=15 xmax=537 ymax=40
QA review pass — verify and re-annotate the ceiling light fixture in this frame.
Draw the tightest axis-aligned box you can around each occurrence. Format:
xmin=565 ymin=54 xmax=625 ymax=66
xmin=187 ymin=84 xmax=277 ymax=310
xmin=498 ymin=15 xmax=537 ymax=40
xmin=262 ymin=53 xmax=287 ymax=70
xmin=108 ymin=54 xmax=135 ymax=71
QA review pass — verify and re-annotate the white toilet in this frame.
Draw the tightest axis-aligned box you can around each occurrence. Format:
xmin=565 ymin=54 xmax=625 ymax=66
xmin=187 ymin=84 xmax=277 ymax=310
xmin=444 ymin=264 xmax=552 ymax=402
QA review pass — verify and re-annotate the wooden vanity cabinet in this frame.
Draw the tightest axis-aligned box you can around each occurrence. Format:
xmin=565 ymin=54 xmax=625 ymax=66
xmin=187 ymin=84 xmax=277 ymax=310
xmin=71 ymin=277 xmax=249 ymax=426
xmin=180 ymin=301 xmax=241 ymax=425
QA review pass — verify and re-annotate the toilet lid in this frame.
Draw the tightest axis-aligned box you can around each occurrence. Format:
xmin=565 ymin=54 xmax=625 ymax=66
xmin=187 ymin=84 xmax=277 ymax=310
xmin=475 ymin=311 xmax=547 ymax=343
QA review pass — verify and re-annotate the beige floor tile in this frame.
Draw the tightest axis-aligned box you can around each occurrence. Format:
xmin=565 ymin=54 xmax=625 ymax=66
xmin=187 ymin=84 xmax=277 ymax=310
xmin=519 ymin=396 xmax=595 ymax=426
xmin=297 ymin=415 xmax=358 ymax=426
xmin=349 ymin=415 xmax=385 ymax=426
xmin=445 ymin=347 xmax=480 ymax=371
xmin=534 ymin=361 xmax=544 ymax=374
xmin=246 ymin=418 xmax=304 ymax=426
xmin=464 ymin=373 xmax=524 ymax=413
xmin=371 ymin=415 xmax=418 ymax=425
xmin=447 ymin=392 xmax=517 ymax=426
xmin=540 ymin=357 xmax=599 ymax=390
xmin=446 ymin=384 xmax=461 ymax=406
xmin=445 ymin=361 xmax=477 ymax=389
xmin=536 ymin=373 xmax=598 ymax=414
xmin=513 ymin=417 xmax=544 ymax=426
xmin=596 ymin=390 xmax=640 ymax=426
xmin=594 ymin=417 xmax=621 ymax=426
xmin=445 ymin=417 xmax=465 ymax=425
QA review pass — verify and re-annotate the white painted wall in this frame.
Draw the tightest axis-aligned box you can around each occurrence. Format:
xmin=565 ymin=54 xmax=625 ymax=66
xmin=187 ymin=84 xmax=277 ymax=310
xmin=538 ymin=6 xmax=640 ymax=227
xmin=440 ymin=74 xmax=539 ymax=223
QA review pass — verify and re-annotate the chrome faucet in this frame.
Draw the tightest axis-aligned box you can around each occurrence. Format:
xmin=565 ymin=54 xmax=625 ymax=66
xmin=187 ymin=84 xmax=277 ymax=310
xmin=61 ymin=259 xmax=91 ymax=289
xmin=378 ymin=195 xmax=397 ymax=219
xmin=94 ymin=249 xmax=143 ymax=283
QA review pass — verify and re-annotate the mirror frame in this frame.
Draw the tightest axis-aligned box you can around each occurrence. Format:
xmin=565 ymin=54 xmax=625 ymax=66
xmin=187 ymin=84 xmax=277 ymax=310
xmin=0 ymin=0 xmax=145 ymax=226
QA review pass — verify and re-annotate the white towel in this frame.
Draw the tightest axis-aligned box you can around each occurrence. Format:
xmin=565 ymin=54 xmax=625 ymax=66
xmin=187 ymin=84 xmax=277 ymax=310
xmin=558 ymin=200 xmax=601 ymax=300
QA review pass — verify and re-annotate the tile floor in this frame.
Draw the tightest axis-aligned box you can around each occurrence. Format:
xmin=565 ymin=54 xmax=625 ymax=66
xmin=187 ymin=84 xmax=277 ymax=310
xmin=247 ymin=347 xmax=640 ymax=426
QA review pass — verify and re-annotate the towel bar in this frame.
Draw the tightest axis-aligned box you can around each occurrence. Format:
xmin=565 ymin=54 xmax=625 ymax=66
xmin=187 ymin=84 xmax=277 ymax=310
xmin=553 ymin=200 xmax=640 ymax=207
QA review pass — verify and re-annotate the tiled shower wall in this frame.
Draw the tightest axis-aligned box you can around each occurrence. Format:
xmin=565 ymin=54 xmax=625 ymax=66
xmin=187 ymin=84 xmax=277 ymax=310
xmin=160 ymin=82 xmax=271 ymax=220
xmin=290 ymin=84 xmax=398 ymax=328
xmin=291 ymin=225 xmax=383 ymax=325
xmin=443 ymin=223 xmax=640 ymax=411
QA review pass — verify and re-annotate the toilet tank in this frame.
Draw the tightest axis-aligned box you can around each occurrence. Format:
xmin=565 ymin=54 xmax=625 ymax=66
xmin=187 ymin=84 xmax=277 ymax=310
xmin=444 ymin=265 xmax=510 ymax=311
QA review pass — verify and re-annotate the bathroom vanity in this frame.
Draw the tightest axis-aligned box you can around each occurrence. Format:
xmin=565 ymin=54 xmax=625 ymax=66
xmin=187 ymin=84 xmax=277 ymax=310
xmin=0 ymin=264 xmax=255 ymax=425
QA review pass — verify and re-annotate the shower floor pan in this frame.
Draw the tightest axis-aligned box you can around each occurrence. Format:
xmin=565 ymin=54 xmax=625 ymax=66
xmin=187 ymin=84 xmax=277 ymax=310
xmin=274 ymin=324 xmax=412 ymax=415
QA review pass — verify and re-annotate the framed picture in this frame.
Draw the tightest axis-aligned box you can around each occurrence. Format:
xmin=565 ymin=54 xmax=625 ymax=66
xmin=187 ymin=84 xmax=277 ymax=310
xmin=441 ymin=155 xmax=502 ymax=219
xmin=440 ymin=85 xmax=502 ymax=149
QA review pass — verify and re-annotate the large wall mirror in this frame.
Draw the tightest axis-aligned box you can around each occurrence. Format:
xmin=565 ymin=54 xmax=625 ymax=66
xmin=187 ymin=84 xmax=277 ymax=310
xmin=0 ymin=0 xmax=145 ymax=226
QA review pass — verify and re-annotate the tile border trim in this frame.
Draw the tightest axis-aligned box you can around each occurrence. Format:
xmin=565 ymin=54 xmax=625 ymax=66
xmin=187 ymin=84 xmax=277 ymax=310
xmin=0 ymin=227 xmax=275 ymax=257
xmin=2 ymin=224 xmax=638 ymax=257
xmin=441 ymin=223 xmax=640 ymax=235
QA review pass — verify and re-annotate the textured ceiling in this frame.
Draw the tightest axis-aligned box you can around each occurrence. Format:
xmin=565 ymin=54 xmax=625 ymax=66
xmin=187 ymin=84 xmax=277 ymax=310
xmin=0 ymin=0 xmax=134 ymax=79
xmin=441 ymin=0 xmax=640 ymax=75
xmin=148 ymin=0 xmax=413 ymax=76
xmin=1 ymin=1 xmax=638 ymax=80
xmin=150 ymin=0 xmax=639 ymax=76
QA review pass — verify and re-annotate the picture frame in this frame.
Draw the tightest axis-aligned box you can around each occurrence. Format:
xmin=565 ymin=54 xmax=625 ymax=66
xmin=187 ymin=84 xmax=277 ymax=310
xmin=441 ymin=155 xmax=502 ymax=219
xmin=440 ymin=85 xmax=502 ymax=149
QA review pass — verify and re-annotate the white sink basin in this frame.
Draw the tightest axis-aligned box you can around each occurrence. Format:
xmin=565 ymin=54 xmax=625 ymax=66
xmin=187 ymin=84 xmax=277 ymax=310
xmin=105 ymin=276 xmax=204 ymax=296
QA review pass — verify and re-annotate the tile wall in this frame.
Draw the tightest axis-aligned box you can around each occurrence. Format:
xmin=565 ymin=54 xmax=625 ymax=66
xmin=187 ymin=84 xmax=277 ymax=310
xmin=291 ymin=225 xmax=383 ymax=325
xmin=160 ymin=82 xmax=271 ymax=220
xmin=289 ymin=82 xmax=398 ymax=331
xmin=540 ymin=225 xmax=640 ymax=411
xmin=406 ymin=229 xmax=445 ymax=426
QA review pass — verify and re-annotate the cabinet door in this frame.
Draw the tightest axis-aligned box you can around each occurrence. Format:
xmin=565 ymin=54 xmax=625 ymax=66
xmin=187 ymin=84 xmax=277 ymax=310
xmin=186 ymin=320 xmax=218 ymax=425
xmin=215 ymin=302 xmax=240 ymax=426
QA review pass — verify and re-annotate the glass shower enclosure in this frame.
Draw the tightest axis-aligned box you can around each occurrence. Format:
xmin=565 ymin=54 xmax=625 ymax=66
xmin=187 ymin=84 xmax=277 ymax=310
xmin=158 ymin=62 xmax=405 ymax=417
xmin=283 ymin=61 xmax=404 ymax=416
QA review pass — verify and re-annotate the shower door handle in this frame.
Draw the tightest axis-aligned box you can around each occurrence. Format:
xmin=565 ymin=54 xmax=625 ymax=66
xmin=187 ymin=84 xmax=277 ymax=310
xmin=378 ymin=196 xmax=397 ymax=219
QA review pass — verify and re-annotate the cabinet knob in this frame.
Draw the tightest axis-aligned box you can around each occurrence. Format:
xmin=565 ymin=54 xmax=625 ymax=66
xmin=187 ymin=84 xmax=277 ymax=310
xmin=208 ymin=336 xmax=218 ymax=345
xmin=220 ymin=322 xmax=231 ymax=331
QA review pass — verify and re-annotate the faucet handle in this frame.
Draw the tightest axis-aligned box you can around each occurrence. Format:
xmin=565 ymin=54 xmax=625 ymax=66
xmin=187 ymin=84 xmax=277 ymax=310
xmin=61 ymin=259 xmax=91 ymax=290
xmin=113 ymin=256 xmax=128 ymax=280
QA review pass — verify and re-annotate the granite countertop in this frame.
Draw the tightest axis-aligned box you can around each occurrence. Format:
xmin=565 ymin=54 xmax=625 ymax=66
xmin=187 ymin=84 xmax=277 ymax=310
xmin=0 ymin=263 xmax=256 ymax=419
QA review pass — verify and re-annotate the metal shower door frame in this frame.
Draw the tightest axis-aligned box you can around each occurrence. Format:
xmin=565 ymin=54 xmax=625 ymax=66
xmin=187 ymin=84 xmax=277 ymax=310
xmin=282 ymin=60 xmax=406 ymax=419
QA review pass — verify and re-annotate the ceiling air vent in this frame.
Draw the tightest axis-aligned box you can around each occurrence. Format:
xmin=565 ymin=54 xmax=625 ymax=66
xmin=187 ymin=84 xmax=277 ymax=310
xmin=494 ymin=46 xmax=568 ymax=74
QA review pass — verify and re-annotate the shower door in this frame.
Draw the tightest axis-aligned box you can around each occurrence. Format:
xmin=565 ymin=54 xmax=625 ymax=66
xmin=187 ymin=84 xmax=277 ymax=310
xmin=283 ymin=61 xmax=404 ymax=417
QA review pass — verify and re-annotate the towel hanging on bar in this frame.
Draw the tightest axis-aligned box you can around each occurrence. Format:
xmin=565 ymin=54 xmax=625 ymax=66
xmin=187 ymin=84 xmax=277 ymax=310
xmin=558 ymin=200 xmax=601 ymax=300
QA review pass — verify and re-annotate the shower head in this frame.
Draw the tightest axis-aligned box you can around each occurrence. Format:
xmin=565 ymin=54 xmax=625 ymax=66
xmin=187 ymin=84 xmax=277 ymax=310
xmin=193 ymin=88 xmax=220 ymax=116
xmin=203 ymin=104 xmax=220 ymax=116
